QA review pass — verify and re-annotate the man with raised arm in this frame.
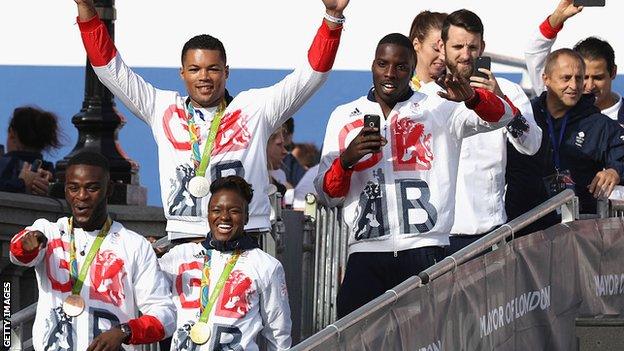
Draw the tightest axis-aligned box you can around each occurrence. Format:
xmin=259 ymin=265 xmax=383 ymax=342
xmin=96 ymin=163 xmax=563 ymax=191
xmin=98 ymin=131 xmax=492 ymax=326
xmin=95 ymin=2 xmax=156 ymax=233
xmin=9 ymin=152 xmax=176 ymax=350
xmin=72 ymin=0 xmax=348 ymax=243
xmin=315 ymin=33 xmax=517 ymax=317
xmin=526 ymin=0 xmax=623 ymax=120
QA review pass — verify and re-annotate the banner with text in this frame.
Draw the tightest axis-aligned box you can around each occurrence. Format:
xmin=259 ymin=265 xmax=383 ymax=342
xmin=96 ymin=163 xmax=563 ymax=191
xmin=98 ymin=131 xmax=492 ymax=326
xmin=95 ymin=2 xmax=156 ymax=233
xmin=307 ymin=218 xmax=624 ymax=350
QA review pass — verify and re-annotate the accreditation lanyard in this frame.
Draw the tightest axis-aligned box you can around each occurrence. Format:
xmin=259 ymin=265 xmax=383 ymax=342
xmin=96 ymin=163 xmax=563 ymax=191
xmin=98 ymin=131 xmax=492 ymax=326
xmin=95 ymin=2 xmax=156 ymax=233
xmin=545 ymin=112 xmax=570 ymax=171
xmin=198 ymin=250 xmax=240 ymax=321
xmin=68 ymin=217 xmax=112 ymax=295
xmin=185 ymin=99 xmax=226 ymax=177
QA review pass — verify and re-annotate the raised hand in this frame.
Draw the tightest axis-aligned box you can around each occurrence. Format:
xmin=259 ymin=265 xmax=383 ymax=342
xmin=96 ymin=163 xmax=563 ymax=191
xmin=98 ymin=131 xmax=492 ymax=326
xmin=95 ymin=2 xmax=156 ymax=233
xmin=470 ymin=68 xmax=504 ymax=98
xmin=322 ymin=0 xmax=350 ymax=15
xmin=339 ymin=126 xmax=387 ymax=169
xmin=74 ymin=0 xmax=97 ymax=21
xmin=21 ymin=231 xmax=47 ymax=252
xmin=550 ymin=0 xmax=583 ymax=28
xmin=437 ymin=73 xmax=476 ymax=103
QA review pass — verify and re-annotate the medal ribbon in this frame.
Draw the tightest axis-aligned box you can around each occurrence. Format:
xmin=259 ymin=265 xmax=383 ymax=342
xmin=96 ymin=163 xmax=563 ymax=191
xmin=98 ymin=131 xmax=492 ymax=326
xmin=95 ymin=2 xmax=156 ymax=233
xmin=198 ymin=250 xmax=240 ymax=323
xmin=68 ymin=217 xmax=112 ymax=295
xmin=185 ymin=99 xmax=227 ymax=177
xmin=545 ymin=111 xmax=569 ymax=171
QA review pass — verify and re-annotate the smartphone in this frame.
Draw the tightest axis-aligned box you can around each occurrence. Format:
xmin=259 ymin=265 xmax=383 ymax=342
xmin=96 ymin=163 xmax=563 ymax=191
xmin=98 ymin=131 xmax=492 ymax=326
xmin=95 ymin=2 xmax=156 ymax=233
xmin=363 ymin=114 xmax=381 ymax=152
xmin=574 ymin=0 xmax=605 ymax=6
xmin=473 ymin=56 xmax=491 ymax=80
xmin=31 ymin=159 xmax=42 ymax=172
xmin=363 ymin=114 xmax=381 ymax=134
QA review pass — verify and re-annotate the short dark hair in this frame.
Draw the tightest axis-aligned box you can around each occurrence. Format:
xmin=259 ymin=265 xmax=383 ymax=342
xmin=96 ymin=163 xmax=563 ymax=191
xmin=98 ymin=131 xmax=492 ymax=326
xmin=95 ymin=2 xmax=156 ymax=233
xmin=67 ymin=151 xmax=110 ymax=174
xmin=408 ymin=11 xmax=448 ymax=43
xmin=9 ymin=106 xmax=61 ymax=152
xmin=377 ymin=33 xmax=416 ymax=64
xmin=442 ymin=9 xmax=484 ymax=43
xmin=181 ymin=34 xmax=227 ymax=65
xmin=544 ymin=48 xmax=585 ymax=76
xmin=210 ymin=176 xmax=253 ymax=205
xmin=574 ymin=37 xmax=616 ymax=74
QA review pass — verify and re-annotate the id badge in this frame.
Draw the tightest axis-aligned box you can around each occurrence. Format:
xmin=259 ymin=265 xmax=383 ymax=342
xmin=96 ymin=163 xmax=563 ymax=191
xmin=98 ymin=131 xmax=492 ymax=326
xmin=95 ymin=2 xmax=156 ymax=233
xmin=543 ymin=169 xmax=575 ymax=198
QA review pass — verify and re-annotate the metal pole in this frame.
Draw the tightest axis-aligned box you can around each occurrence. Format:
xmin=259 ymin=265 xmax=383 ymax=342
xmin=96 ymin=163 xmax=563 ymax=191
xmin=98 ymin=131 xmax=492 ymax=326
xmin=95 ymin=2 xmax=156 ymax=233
xmin=50 ymin=0 xmax=146 ymax=205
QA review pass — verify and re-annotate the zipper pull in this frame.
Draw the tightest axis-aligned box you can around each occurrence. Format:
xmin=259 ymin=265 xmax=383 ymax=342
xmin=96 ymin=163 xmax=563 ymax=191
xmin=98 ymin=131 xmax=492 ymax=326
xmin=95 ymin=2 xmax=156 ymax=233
xmin=394 ymin=250 xmax=398 ymax=258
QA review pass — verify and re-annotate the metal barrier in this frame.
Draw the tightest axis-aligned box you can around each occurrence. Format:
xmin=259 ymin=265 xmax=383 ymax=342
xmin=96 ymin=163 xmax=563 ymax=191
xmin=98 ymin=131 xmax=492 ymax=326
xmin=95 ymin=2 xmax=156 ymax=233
xmin=292 ymin=189 xmax=578 ymax=350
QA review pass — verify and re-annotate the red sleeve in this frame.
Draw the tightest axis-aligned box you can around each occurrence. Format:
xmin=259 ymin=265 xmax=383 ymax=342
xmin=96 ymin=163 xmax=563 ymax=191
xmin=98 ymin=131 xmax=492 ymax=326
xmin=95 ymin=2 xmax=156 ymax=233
xmin=539 ymin=16 xmax=564 ymax=40
xmin=77 ymin=15 xmax=118 ymax=67
xmin=127 ymin=315 xmax=165 ymax=344
xmin=465 ymin=88 xmax=508 ymax=123
xmin=503 ymin=95 xmax=520 ymax=117
xmin=10 ymin=230 xmax=40 ymax=264
xmin=323 ymin=157 xmax=353 ymax=198
xmin=307 ymin=21 xmax=342 ymax=72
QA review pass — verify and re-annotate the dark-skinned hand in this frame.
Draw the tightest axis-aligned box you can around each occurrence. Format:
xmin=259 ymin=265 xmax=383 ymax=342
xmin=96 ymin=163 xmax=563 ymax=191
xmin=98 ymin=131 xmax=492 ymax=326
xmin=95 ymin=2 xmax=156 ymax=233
xmin=437 ymin=73 xmax=476 ymax=102
xmin=339 ymin=126 xmax=387 ymax=169
xmin=86 ymin=327 xmax=126 ymax=351
xmin=21 ymin=231 xmax=47 ymax=252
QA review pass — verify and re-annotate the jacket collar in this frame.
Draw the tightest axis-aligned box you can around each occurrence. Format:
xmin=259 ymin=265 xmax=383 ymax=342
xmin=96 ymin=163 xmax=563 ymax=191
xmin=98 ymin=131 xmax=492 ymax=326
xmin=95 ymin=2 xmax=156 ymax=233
xmin=537 ymin=92 xmax=599 ymax=123
xmin=202 ymin=232 xmax=259 ymax=252
xmin=366 ymin=87 xmax=414 ymax=104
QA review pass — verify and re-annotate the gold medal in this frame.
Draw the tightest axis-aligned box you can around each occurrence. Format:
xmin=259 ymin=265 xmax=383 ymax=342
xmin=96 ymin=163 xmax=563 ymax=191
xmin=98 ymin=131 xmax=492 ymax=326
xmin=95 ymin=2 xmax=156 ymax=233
xmin=188 ymin=176 xmax=211 ymax=198
xmin=62 ymin=294 xmax=85 ymax=317
xmin=189 ymin=321 xmax=212 ymax=345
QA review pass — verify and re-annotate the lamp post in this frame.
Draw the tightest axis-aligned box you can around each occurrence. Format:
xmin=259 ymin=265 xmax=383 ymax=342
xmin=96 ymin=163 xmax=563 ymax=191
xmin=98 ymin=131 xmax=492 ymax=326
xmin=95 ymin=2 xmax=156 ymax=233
xmin=51 ymin=0 xmax=146 ymax=205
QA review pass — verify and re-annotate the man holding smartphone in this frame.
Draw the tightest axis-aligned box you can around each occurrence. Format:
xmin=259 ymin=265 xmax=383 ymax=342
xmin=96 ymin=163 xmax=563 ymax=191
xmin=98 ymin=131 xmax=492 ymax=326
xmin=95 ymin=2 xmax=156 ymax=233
xmin=315 ymin=33 xmax=518 ymax=317
xmin=439 ymin=9 xmax=542 ymax=255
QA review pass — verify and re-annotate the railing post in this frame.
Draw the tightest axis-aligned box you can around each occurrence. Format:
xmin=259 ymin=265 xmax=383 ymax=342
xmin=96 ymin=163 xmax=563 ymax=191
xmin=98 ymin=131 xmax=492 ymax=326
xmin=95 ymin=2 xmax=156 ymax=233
xmin=301 ymin=194 xmax=318 ymax=338
xmin=561 ymin=196 xmax=579 ymax=223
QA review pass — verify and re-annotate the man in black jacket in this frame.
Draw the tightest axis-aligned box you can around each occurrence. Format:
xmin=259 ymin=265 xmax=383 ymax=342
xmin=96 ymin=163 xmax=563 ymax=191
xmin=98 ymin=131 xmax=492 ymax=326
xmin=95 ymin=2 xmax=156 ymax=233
xmin=506 ymin=48 xmax=624 ymax=234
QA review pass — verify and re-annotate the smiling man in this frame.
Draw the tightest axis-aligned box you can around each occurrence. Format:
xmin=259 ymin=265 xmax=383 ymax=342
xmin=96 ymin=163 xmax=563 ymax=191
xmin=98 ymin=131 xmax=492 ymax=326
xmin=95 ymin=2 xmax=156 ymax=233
xmin=9 ymin=152 xmax=176 ymax=350
xmin=159 ymin=176 xmax=291 ymax=350
xmin=526 ymin=0 xmax=622 ymax=120
xmin=507 ymin=49 xmax=624 ymax=234
xmin=315 ymin=33 xmax=518 ymax=317
xmin=72 ymin=0 xmax=348 ymax=243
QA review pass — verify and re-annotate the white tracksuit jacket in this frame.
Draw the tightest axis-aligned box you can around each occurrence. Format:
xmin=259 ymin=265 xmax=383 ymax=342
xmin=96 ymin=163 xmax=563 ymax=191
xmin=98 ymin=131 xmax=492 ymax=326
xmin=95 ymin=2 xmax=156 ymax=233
xmin=451 ymin=78 xmax=542 ymax=235
xmin=77 ymin=15 xmax=341 ymax=239
xmin=9 ymin=218 xmax=176 ymax=350
xmin=159 ymin=243 xmax=291 ymax=351
xmin=315 ymin=87 xmax=517 ymax=255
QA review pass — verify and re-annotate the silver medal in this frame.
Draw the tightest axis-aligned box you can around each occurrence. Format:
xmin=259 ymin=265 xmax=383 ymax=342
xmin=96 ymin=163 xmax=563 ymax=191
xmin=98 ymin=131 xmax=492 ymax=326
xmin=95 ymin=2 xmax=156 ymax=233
xmin=188 ymin=176 xmax=211 ymax=198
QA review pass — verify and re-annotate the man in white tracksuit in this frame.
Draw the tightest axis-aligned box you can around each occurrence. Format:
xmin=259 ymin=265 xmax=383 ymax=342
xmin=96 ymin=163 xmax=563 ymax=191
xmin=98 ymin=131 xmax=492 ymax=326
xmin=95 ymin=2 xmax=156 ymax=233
xmin=10 ymin=152 xmax=176 ymax=350
xmin=315 ymin=33 xmax=518 ymax=317
xmin=72 ymin=0 xmax=348 ymax=242
xmin=444 ymin=10 xmax=542 ymax=254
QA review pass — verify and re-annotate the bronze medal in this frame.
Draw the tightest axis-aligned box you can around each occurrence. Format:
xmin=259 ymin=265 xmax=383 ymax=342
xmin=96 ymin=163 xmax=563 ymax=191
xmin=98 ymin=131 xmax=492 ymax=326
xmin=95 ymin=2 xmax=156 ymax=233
xmin=189 ymin=321 xmax=212 ymax=345
xmin=62 ymin=294 xmax=85 ymax=317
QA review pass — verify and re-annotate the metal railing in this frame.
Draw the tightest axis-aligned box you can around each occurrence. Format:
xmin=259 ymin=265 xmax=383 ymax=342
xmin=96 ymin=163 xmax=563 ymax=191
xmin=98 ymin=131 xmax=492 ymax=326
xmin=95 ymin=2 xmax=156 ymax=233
xmin=292 ymin=189 xmax=577 ymax=350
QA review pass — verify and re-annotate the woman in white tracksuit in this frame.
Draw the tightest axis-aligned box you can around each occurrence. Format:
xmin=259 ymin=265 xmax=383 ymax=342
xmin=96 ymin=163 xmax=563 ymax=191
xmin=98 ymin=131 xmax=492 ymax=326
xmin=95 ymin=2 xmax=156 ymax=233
xmin=159 ymin=176 xmax=291 ymax=351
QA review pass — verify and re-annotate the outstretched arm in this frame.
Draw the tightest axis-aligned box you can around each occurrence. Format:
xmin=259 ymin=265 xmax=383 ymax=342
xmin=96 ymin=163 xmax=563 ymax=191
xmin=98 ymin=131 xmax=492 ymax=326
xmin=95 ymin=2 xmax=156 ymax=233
xmin=525 ymin=0 xmax=583 ymax=96
xmin=73 ymin=0 xmax=158 ymax=125
xmin=256 ymin=0 xmax=349 ymax=133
